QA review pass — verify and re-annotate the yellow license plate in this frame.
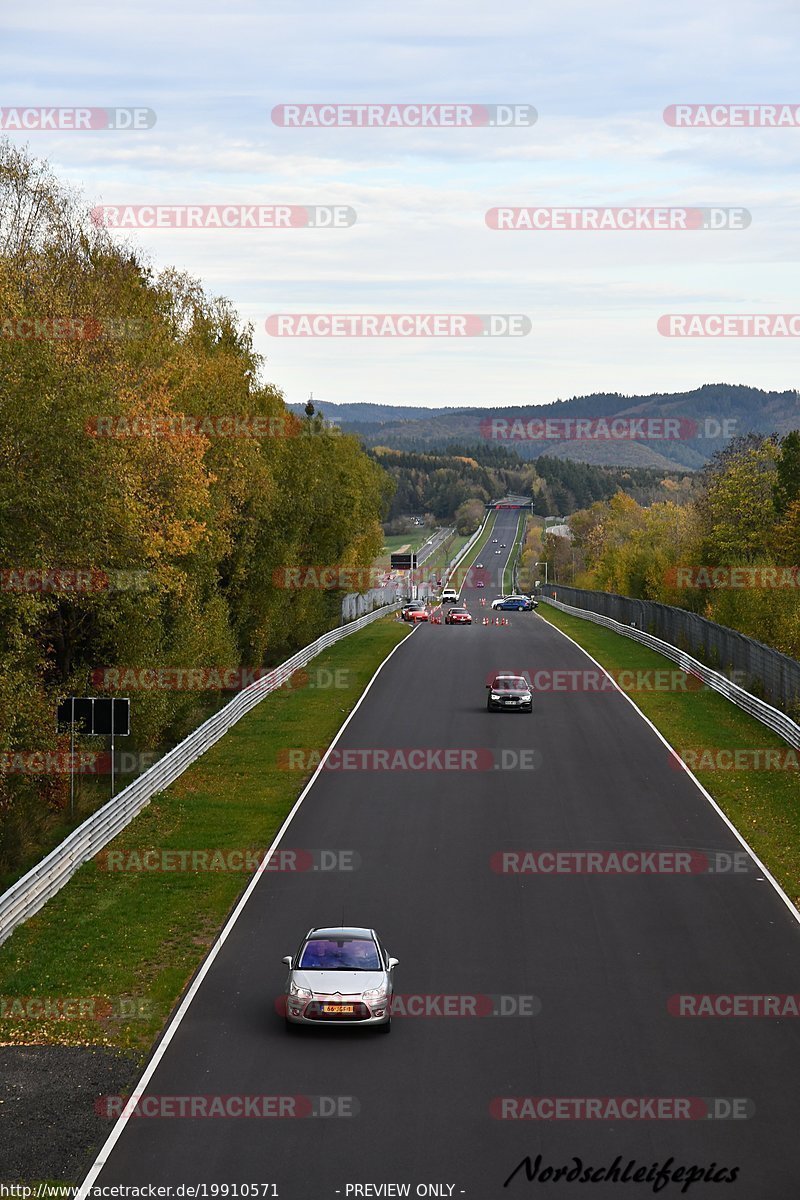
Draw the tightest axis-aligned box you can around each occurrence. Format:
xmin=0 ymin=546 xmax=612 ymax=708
xmin=322 ymin=1004 xmax=354 ymax=1013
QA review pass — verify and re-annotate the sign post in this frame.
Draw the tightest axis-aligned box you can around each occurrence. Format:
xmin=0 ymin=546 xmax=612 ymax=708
xmin=56 ymin=697 xmax=131 ymax=806
xmin=390 ymin=553 xmax=418 ymax=600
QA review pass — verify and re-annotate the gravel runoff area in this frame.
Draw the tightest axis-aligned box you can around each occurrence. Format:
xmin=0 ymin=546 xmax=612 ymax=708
xmin=0 ymin=1045 xmax=140 ymax=1183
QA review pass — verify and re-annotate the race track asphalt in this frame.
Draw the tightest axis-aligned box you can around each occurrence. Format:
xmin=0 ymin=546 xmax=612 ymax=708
xmin=83 ymin=509 xmax=800 ymax=1198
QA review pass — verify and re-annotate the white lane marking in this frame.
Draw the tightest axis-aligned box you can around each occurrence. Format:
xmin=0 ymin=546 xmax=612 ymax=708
xmin=541 ymin=612 xmax=800 ymax=926
xmin=77 ymin=622 xmax=417 ymax=1195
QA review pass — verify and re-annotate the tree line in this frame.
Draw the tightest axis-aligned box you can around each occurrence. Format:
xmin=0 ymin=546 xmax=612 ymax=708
xmin=527 ymin=433 xmax=800 ymax=661
xmin=0 ymin=141 xmax=392 ymax=873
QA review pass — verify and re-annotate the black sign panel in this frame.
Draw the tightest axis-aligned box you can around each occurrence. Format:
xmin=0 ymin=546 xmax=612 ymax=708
xmin=390 ymin=553 xmax=417 ymax=571
xmin=57 ymin=697 xmax=130 ymax=736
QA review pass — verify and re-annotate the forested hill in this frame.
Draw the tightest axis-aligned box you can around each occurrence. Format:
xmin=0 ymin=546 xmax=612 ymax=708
xmin=372 ymin=444 xmax=694 ymax=521
xmin=293 ymin=385 xmax=800 ymax=469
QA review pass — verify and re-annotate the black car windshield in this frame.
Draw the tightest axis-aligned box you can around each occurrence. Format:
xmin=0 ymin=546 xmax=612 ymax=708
xmin=493 ymin=677 xmax=528 ymax=690
xmin=299 ymin=938 xmax=381 ymax=970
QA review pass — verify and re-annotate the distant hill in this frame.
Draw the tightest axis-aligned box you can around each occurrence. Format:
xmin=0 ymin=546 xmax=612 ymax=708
xmin=285 ymin=402 xmax=470 ymax=424
xmin=290 ymin=385 xmax=800 ymax=469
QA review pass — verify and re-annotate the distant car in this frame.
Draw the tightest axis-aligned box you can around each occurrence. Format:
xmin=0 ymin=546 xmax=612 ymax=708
xmin=283 ymin=926 xmax=398 ymax=1032
xmin=410 ymin=608 xmax=429 ymax=622
xmin=441 ymin=587 xmax=459 ymax=603
xmin=475 ymin=562 xmax=484 ymax=568
xmin=495 ymin=550 xmax=502 ymax=555
xmin=500 ymin=543 xmax=506 ymax=548
xmin=492 ymin=538 xmax=498 ymax=543
xmin=444 ymin=607 xmax=472 ymax=625
xmin=476 ymin=581 xmax=485 ymax=588
xmin=486 ymin=674 xmax=533 ymax=713
xmin=491 ymin=597 xmax=533 ymax=611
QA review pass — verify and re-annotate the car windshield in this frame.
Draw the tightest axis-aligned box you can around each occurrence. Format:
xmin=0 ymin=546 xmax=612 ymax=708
xmin=298 ymin=938 xmax=382 ymax=970
xmin=493 ymin=677 xmax=528 ymax=690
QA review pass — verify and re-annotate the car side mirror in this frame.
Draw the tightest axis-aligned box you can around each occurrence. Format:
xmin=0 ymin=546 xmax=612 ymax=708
xmin=282 ymin=955 xmax=293 ymax=967
xmin=388 ymin=957 xmax=399 ymax=969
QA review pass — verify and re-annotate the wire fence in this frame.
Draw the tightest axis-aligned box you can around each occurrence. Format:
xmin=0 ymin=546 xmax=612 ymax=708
xmin=543 ymin=584 xmax=800 ymax=716
xmin=541 ymin=595 xmax=800 ymax=750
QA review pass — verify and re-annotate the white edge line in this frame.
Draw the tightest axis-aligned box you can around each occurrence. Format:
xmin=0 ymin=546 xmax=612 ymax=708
xmin=540 ymin=607 xmax=800 ymax=927
xmin=78 ymin=620 xmax=416 ymax=1196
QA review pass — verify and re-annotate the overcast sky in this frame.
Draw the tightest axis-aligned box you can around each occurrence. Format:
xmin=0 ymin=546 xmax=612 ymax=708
xmin=3 ymin=0 xmax=799 ymax=407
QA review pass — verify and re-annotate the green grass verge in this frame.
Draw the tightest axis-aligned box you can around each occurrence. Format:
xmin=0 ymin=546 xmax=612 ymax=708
xmin=374 ymin=529 xmax=430 ymax=565
xmin=503 ymin=512 xmax=527 ymax=594
xmin=539 ymin=603 xmax=800 ymax=909
xmin=419 ymin=530 xmax=466 ymax=584
xmin=447 ymin=512 xmax=499 ymax=589
xmin=0 ymin=616 xmax=410 ymax=1056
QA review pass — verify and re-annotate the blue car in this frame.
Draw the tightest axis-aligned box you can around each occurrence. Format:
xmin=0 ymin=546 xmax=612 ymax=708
xmin=491 ymin=597 xmax=531 ymax=611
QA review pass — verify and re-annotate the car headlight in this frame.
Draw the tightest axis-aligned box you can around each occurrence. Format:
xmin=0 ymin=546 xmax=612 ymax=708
xmin=490 ymin=692 xmax=501 ymax=700
xmin=521 ymin=693 xmax=532 ymax=702
xmin=362 ymin=987 xmax=388 ymax=1005
xmin=289 ymin=983 xmax=312 ymax=1000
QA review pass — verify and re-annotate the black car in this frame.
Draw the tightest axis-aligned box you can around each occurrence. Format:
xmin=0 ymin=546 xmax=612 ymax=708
xmin=486 ymin=674 xmax=533 ymax=712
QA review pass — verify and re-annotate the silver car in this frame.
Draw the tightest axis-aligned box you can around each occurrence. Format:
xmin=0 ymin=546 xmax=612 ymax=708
xmin=283 ymin=926 xmax=398 ymax=1033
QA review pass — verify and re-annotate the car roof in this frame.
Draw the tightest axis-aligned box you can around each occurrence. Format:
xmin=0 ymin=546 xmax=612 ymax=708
xmin=306 ymin=926 xmax=375 ymax=939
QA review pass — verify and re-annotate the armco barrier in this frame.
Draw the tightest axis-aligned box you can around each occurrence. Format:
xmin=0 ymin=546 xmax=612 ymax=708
xmin=542 ymin=596 xmax=800 ymax=750
xmin=443 ymin=512 xmax=492 ymax=585
xmin=0 ymin=601 xmax=404 ymax=946
xmin=542 ymin=582 xmax=800 ymax=712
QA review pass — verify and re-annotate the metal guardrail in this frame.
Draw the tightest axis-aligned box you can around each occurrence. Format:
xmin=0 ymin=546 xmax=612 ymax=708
xmin=0 ymin=601 xmax=404 ymax=946
xmin=443 ymin=512 xmax=491 ymax=585
xmin=509 ymin=511 xmax=527 ymax=594
xmin=542 ymin=597 xmax=800 ymax=750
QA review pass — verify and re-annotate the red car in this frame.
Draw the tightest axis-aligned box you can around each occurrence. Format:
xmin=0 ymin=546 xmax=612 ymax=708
xmin=444 ymin=607 xmax=472 ymax=625
xmin=410 ymin=607 xmax=429 ymax=622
